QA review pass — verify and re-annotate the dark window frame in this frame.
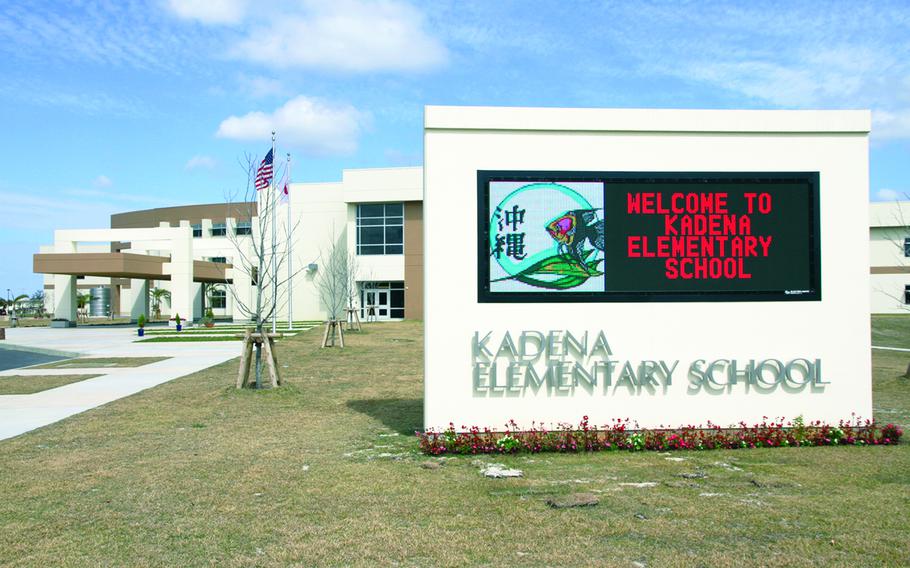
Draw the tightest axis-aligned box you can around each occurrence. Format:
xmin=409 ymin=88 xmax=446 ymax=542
xmin=210 ymin=289 xmax=227 ymax=309
xmin=356 ymin=203 xmax=404 ymax=255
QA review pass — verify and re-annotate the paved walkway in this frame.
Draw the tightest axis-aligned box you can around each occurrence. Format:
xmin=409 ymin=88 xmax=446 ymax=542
xmin=0 ymin=327 xmax=240 ymax=441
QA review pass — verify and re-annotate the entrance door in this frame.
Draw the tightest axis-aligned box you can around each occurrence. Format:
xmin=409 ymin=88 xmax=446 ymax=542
xmin=360 ymin=281 xmax=405 ymax=321
xmin=361 ymin=288 xmax=390 ymax=320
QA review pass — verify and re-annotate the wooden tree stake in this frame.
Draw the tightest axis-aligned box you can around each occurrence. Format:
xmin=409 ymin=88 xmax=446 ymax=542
xmin=321 ymin=320 xmax=346 ymax=348
xmin=237 ymin=329 xmax=253 ymax=388
xmin=261 ymin=334 xmax=281 ymax=387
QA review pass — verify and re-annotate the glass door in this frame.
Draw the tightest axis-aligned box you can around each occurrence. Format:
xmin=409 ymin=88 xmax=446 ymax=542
xmin=360 ymin=282 xmax=403 ymax=320
xmin=361 ymin=287 xmax=390 ymax=320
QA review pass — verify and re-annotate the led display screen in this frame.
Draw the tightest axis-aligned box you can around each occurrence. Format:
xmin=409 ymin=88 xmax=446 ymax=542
xmin=478 ymin=171 xmax=821 ymax=302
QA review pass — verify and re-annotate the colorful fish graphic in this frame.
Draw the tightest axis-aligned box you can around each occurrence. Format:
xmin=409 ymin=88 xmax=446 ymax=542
xmin=546 ymin=209 xmax=605 ymax=271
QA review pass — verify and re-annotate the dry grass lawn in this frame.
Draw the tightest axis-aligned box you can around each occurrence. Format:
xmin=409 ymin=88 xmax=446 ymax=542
xmin=0 ymin=320 xmax=908 ymax=567
xmin=0 ymin=374 xmax=101 ymax=395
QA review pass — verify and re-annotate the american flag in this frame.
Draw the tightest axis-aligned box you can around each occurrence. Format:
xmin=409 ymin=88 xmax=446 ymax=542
xmin=254 ymin=149 xmax=274 ymax=191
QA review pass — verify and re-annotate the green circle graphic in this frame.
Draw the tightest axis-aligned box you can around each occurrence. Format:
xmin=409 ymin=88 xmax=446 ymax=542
xmin=490 ymin=182 xmax=594 ymax=277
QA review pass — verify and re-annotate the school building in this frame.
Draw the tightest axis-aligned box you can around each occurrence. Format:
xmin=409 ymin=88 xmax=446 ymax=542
xmin=34 ymin=167 xmax=423 ymax=324
xmin=870 ymin=200 xmax=910 ymax=314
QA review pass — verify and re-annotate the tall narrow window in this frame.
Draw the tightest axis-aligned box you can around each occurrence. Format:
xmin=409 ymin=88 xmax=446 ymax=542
xmin=356 ymin=203 xmax=404 ymax=255
xmin=903 ymin=237 xmax=910 ymax=257
xmin=904 ymin=285 xmax=910 ymax=304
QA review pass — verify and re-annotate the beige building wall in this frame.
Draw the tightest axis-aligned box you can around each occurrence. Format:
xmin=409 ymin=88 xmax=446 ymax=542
xmin=869 ymin=201 xmax=910 ymax=313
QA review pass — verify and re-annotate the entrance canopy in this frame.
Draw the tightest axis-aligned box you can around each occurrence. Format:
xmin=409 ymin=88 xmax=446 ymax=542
xmin=33 ymin=252 xmax=232 ymax=283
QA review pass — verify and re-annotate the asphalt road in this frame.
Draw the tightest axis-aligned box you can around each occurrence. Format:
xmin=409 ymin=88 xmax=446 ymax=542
xmin=0 ymin=347 xmax=65 ymax=371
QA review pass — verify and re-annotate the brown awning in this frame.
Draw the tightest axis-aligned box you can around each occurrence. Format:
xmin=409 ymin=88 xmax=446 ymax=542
xmin=34 ymin=253 xmax=232 ymax=283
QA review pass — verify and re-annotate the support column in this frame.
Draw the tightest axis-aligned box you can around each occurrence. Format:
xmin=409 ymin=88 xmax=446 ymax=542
xmin=169 ymin=227 xmax=195 ymax=327
xmin=53 ymin=238 xmax=77 ymax=323
xmin=53 ymin=275 xmax=77 ymax=322
xmin=226 ymin=278 xmax=235 ymax=321
xmin=129 ymin=279 xmax=149 ymax=322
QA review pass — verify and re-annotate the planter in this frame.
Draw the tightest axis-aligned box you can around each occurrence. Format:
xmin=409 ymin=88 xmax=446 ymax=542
xmin=176 ymin=324 xmax=183 ymax=332
xmin=50 ymin=319 xmax=76 ymax=328
xmin=138 ymin=328 xmax=145 ymax=337
xmin=205 ymin=322 xmax=215 ymax=328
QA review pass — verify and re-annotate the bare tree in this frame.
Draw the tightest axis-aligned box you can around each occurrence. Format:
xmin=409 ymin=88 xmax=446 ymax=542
xmin=317 ymin=228 xmax=350 ymax=321
xmin=317 ymin=227 xmax=362 ymax=343
xmin=225 ymin=153 xmax=302 ymax=387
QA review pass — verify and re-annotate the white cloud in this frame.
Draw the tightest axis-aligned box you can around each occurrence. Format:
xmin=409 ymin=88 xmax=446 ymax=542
xmin=875 ymin=188 xmax=903 ymax=201
xmin=231 ymin=0 xmax=446 ymax=72
xmin=0 ymin=188 xmax=170 ymax=232
xmin=0 ymin=3 xmax=205 ymax=73
xmin=600 ymin=3 xmax=910 ymax=139
xmin=185 ymin=155 xmax=217 ymax=170
xmin=216 ymin=95 xmax=369 ymax=156
xmin=93 ymin=175 xmax=112 ymax=188
xmin=164 ymin=0 xmax=248 ymax=25
xmin=873 ymin=109 xmax=910 ymax=139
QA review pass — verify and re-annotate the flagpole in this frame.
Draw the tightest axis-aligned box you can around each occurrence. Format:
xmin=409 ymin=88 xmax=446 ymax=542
xmin=271 ymin=131 xmax=278 ymax=336
xmin=286 ymin=153 xmax=293 ymax=331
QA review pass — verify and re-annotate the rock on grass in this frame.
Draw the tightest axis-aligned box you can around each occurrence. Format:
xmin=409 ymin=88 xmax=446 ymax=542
xmin=481 ymin=464 xmax=523 ymax=478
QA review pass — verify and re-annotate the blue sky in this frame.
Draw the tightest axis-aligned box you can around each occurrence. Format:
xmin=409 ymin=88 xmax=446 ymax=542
xmin=1 ymin=0 xmax=909 ymax=295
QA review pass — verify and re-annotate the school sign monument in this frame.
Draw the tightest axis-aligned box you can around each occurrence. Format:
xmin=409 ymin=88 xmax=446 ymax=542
xmin=423 ymin=106 xmax=871 ymax=431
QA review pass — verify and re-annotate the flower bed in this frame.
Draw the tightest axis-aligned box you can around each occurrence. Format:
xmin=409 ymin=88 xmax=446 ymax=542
xmin=416 ymin=416 xmax=903 ymax=455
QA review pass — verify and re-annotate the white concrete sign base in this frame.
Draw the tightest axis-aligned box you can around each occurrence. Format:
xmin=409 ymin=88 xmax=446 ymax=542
xmin=423 ymin=106 xmax=872 ymax=431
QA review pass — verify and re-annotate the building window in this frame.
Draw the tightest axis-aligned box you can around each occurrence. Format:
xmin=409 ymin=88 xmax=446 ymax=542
xmin=191 ymin=224 xmax=202 ymax=238
xmin=357 ymin=203 xmax=403 ymax=255
xmin=235 ymin=220 xmax=252 ymax=236
xmin=209 ymin=256 xmax=227 ymax=264
xmin=251 ymin=267 xmax=258 ymax=286
xmin=905 ymin=285 xmax=910 ymax=305
xmin=903 ymin=237 xmax=910 ymax=257
xmin=210 ymin=289 xmax=227 ymax=309
xmin=211 ymin=223 xmax=226 ymax=237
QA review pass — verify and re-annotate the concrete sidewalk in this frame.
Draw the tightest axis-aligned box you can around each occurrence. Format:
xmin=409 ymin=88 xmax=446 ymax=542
xmin=0 ymin=327 xmax=240 ymax=441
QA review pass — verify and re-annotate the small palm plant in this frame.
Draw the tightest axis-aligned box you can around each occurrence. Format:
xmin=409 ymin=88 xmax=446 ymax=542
xmin=149 ymin=287 xmax=171 ymax=320
xmin=76 ymin=292 xmax=91 ymax=322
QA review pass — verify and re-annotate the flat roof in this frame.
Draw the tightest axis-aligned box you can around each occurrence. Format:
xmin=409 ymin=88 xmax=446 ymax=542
xmin=424 ymin=106 xmax=872 ymax=134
